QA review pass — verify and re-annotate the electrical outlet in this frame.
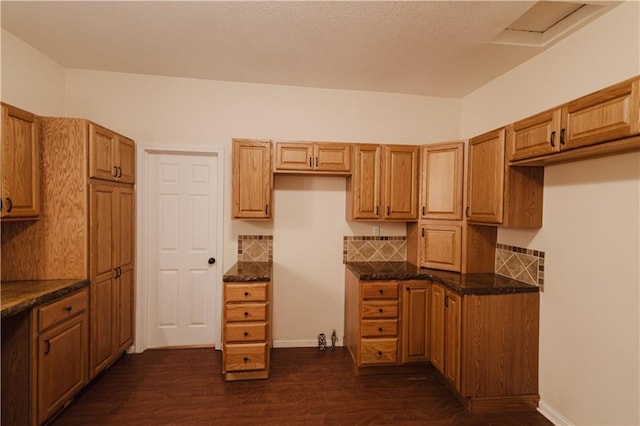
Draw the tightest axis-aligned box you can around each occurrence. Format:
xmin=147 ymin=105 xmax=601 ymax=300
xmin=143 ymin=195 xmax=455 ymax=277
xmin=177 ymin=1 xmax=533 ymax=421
xmin=372 ymin=225 xmax=380 ymax=236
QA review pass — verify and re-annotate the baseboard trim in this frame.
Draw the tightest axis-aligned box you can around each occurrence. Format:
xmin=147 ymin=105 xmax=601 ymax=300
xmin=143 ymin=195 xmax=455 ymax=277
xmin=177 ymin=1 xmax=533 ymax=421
xmin=538 ymin=399 xmax=573 ymax=425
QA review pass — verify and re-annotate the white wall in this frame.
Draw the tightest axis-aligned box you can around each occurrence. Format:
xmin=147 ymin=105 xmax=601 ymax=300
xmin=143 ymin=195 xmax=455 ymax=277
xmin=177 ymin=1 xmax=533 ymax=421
xmin=63 ymin=69 xmax=460 ymax=347
xmin=461 ymin=2 xmax=640 ymax=424
xmin=0 ymin=29 xmax=66 ymax=115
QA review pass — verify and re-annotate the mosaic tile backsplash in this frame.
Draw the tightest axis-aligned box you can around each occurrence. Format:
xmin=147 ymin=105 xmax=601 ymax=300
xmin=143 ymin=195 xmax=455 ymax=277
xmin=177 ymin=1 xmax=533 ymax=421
xmin=238 ymin=235 xmax=273 ymax=262
xmin=495 ymin=244 xmax=545 ymax=288
xmin=343 ymin=236 xmax=406 ymax=263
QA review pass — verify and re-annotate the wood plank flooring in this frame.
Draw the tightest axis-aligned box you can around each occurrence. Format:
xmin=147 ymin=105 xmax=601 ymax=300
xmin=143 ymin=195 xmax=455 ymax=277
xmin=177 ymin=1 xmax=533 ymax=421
xmin=54 ymin=347 xmax=552 ymax=425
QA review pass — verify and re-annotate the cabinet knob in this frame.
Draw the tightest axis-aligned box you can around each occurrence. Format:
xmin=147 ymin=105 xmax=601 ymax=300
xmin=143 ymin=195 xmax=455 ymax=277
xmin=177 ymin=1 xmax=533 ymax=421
xmin=560 ymin=128 xmax=566 ymax=145
xmin=208 ymin=257 xmax=216 ymax=265
xmin=550 ymin=131 xmax=556 ymax=148
xmin=65 ymin=306 xmax=73 ymax=312
xmin=377 ymin=351 xmax=383 ymax=357
xmin=244 ymin=292 xmax=249 ymax=297
xmin=44 ymin=340 xmax=51 ymax=355
xmin=422 ymin=206 xmax=425 ymax=216
xmin=378 ymin=327 xmax=383 ymax=332
xmin=386 ymin=206 xmax=390 ymax=216
xmin=244 ymin=312 xmax=249 ymax=317
xmin=244 ymin=332 xmax=249 ymax=337
xmin=112 ymin=166 xmax=118 ymax=177
xmin=466 ymin=206 xmax=470 ymax=218
xmin=6 ymin=198 xmax=12 ymax=213
xmin=379 ymin=289 xmax=384 ymax=295
xmin=243 ymin=357 xmax=249 ymax=362
xmin=379 ymin=308 xmax=383 ymax=313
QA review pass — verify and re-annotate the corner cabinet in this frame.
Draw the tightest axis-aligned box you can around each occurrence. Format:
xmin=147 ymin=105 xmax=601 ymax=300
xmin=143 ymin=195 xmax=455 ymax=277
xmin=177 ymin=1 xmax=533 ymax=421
xmin=347 ymin=144 xmax=418 ymax=221
xmin=1 ymin=103 xmax=40 ymax=220
xmin=420 ymin=142 xmax=464 ymax=220
xmin=466 ymin=128 xmax=543 ymax=227
xmin=232 ymin=139 xmax=272 ymax=219
xmin=222 ymin=281 xmax=272 ymax=381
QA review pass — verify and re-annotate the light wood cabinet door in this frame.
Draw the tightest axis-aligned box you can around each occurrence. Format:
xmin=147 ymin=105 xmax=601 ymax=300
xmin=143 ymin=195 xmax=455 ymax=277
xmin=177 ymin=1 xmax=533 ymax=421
xmin=1 ymin=103 xmax=40 ymax=219
xmin=116 ymin=187 xmax=135 ymax=351
xmin=274 ymin=142 xmax=313 ymax=171
xmin=420 ymin=142 xmax=464 ymax=220
xmin=467 ymin=128 xmax=505 ymax=224
xmin=401 ymin=281 xmax=430 ymax=363
xmin=232 ymin=139 xmax=272 ymax=219
xmin=429 ymin=284 xmax=445 ymax=374
xmin=508 ymin=108 xmax=561 ymax=161
xmin=36 ymin=311 xmax=88 ymax=425
xmin=116 ymin=136 xmax=136 ymax=184
xmin=563 ymin=77 xmax=640 ymax=150
xmin=314 ymin=143 xmax=351 ymax=172
xmin=89 ymin=123 xmax=118 ymax=181
xmin=382 ymin=145 xmax=419 ymax=220
xmin=420 ymin=224 xmax=462 ymax=272
xmin=444 ymin=290 xmax=462 ymax=392
xmin=348 ymin=144 xmax=381 ymax=220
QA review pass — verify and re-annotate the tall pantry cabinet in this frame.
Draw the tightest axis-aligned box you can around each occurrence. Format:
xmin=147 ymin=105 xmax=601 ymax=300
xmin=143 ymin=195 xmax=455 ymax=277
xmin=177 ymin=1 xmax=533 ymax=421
xmin=39 ymin=118 xmax=136 ymax=379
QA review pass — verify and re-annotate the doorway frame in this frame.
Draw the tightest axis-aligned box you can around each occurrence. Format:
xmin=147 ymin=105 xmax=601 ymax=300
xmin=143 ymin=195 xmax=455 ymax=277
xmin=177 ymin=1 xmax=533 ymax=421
xmin=134 ymin=144 xmax=225 ymax=353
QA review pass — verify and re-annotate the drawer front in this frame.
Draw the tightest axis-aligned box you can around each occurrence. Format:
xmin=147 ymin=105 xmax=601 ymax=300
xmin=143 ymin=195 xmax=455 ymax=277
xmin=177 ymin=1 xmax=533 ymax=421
xmin=361 ymin=301 xmax=398 ymax=319
xmin=360 ymin=338 xmax=398 ymax=365
xmin=361 ymin=282 xmax=398 ymax=299
xmin=361 ymin=319 xmax=398 ymax=337
xmin=225 ymin=322 xmax=267 ymax=343
xmin=225 ymin=283 xmax=268 ymax=303
xmin=224 ymin=343 xmax=267 ymax=372
xmin=226 ymin=303 xmax=268 ymax=322
xmin=38 ymin=288 xmax=89 ymax=332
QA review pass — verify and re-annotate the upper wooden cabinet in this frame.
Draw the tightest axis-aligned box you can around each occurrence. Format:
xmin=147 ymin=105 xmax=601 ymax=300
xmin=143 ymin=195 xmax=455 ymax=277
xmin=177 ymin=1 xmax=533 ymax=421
xmin=347 ymin=144 xmax=418 ymax=221
xmin=509 ymin=76 xmax=640 ymax=164
xmin=420 ymin=142 xmax=464 ymax=220
xmin=274 ymin=142 xmax=351 ymax=174
xmin=89 ymin=123 xmax=135 ymax=184
xmin=382 ymin=145 xmax=419 ymax=220
xmin=232 ymin=139 xmax=272 ymax=220
xmin=1 ymin=103 xmax=40 ymax=220
xmin=467 ymin=128 xmax=543 ymax=227
xmin=419 ymin=223 xmax=462 ymax=272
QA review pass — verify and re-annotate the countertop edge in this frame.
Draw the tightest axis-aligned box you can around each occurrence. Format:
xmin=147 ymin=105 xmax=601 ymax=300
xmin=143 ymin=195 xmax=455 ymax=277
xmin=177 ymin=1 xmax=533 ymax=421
xmin=223 ymin=262 xmax=273 ymax=282
xmin=1 ymin=279 xmax=90 ymax=319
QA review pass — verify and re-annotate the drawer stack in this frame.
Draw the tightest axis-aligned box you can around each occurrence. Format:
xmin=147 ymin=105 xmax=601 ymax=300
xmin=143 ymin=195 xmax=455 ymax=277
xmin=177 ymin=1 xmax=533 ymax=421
xmin=359 ymin=281 xmax=399 ymax=365
xmin=222 ymin=281 xmax=271 ymax=381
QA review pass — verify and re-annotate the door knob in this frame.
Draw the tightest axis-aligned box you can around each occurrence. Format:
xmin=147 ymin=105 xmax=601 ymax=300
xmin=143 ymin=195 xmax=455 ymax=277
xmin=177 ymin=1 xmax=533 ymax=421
xmin=208 ymin=257 xmax=216 ymax=265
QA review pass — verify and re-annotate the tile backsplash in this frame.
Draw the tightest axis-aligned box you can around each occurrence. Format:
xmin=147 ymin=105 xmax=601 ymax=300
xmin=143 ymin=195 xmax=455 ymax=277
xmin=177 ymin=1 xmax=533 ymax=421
xmin=343 ymin=236 xmax=406 ymax=263
xmin=238 ymin=235 xmax=273 ymax=262
xmin=495 ymin=244 xmax=545 ymax=288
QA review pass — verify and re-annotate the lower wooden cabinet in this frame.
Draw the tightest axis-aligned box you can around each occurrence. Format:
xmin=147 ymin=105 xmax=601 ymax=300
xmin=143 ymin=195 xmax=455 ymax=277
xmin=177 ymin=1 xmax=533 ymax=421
xmin=401 ymin=281 xmax=430 ymax=363
xmin=32 ymin=288 xmax=89 ymax=425
xmin=222 ymin=281 xmax=272 ymax=380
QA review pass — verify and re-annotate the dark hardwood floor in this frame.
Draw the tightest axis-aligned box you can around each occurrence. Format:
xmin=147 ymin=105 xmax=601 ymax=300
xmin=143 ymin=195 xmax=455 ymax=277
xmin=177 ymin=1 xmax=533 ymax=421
xmin=54 ymin=347 xmax=552 ymax=425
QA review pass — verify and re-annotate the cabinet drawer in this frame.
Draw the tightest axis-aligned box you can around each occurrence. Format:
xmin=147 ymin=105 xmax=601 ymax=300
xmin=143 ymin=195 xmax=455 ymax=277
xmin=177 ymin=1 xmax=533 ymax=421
xmin=361 ymin=319 xmax=398 ymax=337
xmin=360 ymin=338 xmax=398 ymax=365
xmin=224 ymin=343 xmax=267 ymax=372
xmin=361 ymin=282 xmax=398 ymax=299
xmin=226 ymin=303 xmax=268 ymax=322
xmin=225 ymin=283 xmax=268 ymax=302
xmin=37 ymin=288 xmax=89 ymax=332
xmin=361 ymin=301 xmax=398 ymax=319
xmin=225 ymin=322 xmax=267 ymax=343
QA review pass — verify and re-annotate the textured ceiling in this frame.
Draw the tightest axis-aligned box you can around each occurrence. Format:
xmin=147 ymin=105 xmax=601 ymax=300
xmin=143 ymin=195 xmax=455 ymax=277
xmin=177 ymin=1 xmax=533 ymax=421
xmin=0 ymin=1 xmax=615 ymax=97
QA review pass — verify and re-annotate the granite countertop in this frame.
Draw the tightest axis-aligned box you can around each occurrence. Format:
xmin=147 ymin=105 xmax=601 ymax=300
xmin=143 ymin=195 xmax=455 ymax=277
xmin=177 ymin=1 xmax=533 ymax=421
xmin=223 ymin=262 xmax=272 ymax=282
xmin=1 ymin=278 xmax=90 ymax=318
xmin=346 ymin=261 xmax=539 ymax=295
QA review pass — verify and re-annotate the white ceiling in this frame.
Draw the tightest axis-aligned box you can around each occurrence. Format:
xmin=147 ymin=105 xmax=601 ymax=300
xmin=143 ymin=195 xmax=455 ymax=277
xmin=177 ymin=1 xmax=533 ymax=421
xmin=0 ymin=1 xmax=618 ymax=98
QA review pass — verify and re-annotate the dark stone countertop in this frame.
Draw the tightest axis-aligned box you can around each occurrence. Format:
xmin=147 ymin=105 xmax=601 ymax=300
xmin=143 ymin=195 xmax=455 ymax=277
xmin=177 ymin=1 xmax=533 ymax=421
xmin=1 ymin=278 xmax=90 ymax=318
xmin=345 ymin=262 xmax=539 ymax=295
xmin=223 ymin=262 xmax=272 ymax=282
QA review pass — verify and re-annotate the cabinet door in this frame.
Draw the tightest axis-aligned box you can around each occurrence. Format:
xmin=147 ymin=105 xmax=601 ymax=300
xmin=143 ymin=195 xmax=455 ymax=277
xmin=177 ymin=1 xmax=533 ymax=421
xmin=382 ymin=145 xmax=418 ymax=220
xmin=89 ymin=123 xmax=118 ymax=181
xmin=314 ymin=143 xmax=351 ymax=172
xmin=420 ymin=224 xmax=462 ymax=272
xmin=36 ymin=313 xmax=88 ymax=424
xmin=116 ymin=136 xmax=136 ymax=184
xmin=89 ymin=184 xmax=117 ymax=377
xmin=401 ymin=281 xmax=430 ymax=363
xmin=420 ymin=142 xmax=464 ymax=220
xmin=274 ymin=142 xmax=313 ymax=171
xmin=232 ymin=139 xmax=272 ymax=219
xmin=508 ymin=109 xmax=561 ymax=161
xmin=467 ymin=129 xmax=505 ymax=224
xmin=1 ymin=103 xmax=40 ymax=219
xmin=444 ymin=291 xmax=462 ymax=392
xmin=349 ymin=144 xmax=381 ymax=220
xmin=563 ymin=77 xmax=640 ymax=150
xmin=116 ymin=187 xmax=135 ymax=351
xmin=429 ymin=284 xmax=445 ymax=374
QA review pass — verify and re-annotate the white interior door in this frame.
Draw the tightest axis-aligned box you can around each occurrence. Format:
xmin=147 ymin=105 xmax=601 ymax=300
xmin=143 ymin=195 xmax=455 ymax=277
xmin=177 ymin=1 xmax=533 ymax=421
xmin=147 ymin=152 xmax=219 ymax=348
